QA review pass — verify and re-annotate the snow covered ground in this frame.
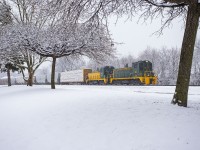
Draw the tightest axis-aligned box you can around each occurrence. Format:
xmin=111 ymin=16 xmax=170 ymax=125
xmin=0 ymin=85 xmax=199 ymax=150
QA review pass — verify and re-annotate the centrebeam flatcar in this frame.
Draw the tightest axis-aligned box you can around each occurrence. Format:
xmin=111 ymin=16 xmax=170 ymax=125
xmin=60 ymin=69 xmax=92 ymax=84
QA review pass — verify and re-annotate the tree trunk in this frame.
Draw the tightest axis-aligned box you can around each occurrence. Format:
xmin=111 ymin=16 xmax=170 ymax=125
xmin=7 ymin=68 xmax=11 ymax=86
xmin=171 ymin=5 xmax=199 ymax=107
xmin=51 ymin=57 xmax=56 ymax=89
xmin=27 ymin=73 xmax=33 ymax=86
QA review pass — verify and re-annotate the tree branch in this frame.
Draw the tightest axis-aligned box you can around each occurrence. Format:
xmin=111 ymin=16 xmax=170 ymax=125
xmin=144 ymin=0 xmax=187 ymax=8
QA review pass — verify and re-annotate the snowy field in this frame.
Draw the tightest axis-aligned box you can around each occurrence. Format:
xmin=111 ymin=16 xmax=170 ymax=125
xmin=0 ymin=85 xmax=200 ymax=150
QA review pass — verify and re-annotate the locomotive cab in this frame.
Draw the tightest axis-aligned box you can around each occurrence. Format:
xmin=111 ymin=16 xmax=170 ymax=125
xmin=132 ymin=60 xmax=153 ymax=76
xmin=100 ymin=66 xmax=115 ymax=78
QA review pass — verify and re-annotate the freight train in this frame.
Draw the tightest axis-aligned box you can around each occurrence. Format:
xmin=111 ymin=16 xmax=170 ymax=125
xmin=0 ymin=60 xmax=157 ymax=85
xmin=60 ymin=60 xmax=157 ymax=85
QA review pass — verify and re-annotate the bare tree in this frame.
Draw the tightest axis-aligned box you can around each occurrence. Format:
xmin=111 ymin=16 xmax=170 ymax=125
xmin=0 ymin=0 xmax=18 ymax=87
xmin=25 ymin=23 xmax=115 ymax=89
xmin=0 ymin=0 xmax=52 ymax=86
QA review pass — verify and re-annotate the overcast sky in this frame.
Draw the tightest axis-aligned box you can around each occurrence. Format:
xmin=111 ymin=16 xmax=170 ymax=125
xmin=108 ymin=16 xmax=192 ymax=58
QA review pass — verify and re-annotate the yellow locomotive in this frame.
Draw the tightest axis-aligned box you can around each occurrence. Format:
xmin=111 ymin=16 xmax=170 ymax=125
xmin=86 ymin=60 xmax=157 ymax=85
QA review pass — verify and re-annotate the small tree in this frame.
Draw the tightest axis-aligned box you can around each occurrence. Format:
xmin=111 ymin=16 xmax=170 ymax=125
xmin=28 ymin=23 xmax=115 ymax=89
xmin=0 ymin=24 xmax=46 ymax=86
xmin=1 ymin=0 xmax=49 ymax=86
xmin=0 ymin=0 xmax=18 ymax=86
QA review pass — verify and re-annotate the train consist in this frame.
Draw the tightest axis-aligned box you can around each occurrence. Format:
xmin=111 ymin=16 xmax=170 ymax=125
xmin=60 ymin=60 xmax=157 ymax=85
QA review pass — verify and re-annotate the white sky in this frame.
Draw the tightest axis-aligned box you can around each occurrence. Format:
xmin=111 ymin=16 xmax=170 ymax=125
xmin=108 ymin=16 xmax=187 ymax=58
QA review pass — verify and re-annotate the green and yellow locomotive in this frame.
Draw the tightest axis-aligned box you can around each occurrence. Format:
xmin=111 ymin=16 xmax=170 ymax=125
xmin=86 ymin=60 xmax=157 ymax=85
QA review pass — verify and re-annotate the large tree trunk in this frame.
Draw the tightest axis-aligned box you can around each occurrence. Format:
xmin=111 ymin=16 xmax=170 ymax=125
xmin=7 ymin=68 xmax=11 ymax=87
xmin=171 ymin=5 xmax=199 ymax=107
xmin=51 ymin=57 xmax=56 ymax=89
